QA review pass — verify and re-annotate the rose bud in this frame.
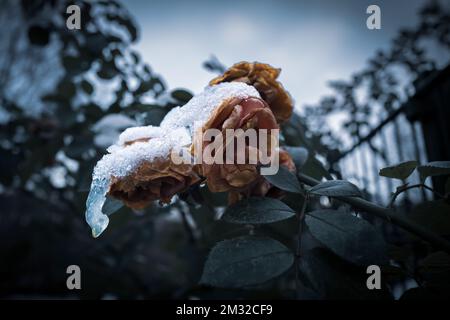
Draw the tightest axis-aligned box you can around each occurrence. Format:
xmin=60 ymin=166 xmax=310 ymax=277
xmin=209 ymin=62 xmax=293 ymax=124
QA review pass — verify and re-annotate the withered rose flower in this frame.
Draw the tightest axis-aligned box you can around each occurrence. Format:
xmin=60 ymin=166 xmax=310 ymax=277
xmin=228 ymin=149 xmax=296 ymax=205
xmin=193 ymin=96 xmax=280 ymax=194
xmin=209 ymin=62 xmax=293 ymax=123
xmin=108 ymin=138 xmax=200 ymax=209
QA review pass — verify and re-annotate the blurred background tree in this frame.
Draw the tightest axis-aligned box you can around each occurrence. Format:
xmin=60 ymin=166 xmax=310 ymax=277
xmin=0 ymin=0 xmax=197 ymax=298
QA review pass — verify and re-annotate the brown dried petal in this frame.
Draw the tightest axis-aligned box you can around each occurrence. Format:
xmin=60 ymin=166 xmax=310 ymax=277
xmin=108 ymin=157 xmax=200 ymax=209
xmin=210 ymin=62 xmax=293 ymax=123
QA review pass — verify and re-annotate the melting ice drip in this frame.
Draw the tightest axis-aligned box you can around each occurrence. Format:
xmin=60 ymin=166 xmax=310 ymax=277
xmin=85 ymin=176 xmax=110 ymax=238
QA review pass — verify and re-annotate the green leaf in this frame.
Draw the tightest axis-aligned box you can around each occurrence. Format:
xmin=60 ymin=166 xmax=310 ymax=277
xmin=200 ymin=236 xmax=294 ymax=288
xmin=102 ymin=196 xmax=123 ymax=216
xmin=134 ymin=79 xmax=158 ymax=96
xmin=97 ymin=58 xmax=118 ymax=80
xmin=85 ymin=33 xmax=109 ymax=56
xmin=221 ymin=197 xmax=296 ymax=224
xmin=41 ymin=93 xmax=66 ymax=103
xmin=379 ymin=160 xmax=418 ymax=180
xmin=83 ymin=103 xmax=104 ymax=121
xmin=284 ymin=146 xmax=309 ymax=169
xmin=130 ymin=51 xmax=140 ymax=64
xmin=309 ymin=180 xmax=361 ymax=197
xmin=305 ymin=210 xmax=387 ymax=265
xmin=409 ymin=200 xmax=450 ymax=236
xmin=57 ymin=80 xmax=76 ymax=98
xmin=145 ymin=107 xmax=169 ymax=126
xmin=80 ymin=80 xmax=94 ymax=95
xmin=64 ymin=136 xmax=92 ymax=159
xmin=302 ymin=155 xmax=332 ymax=180
xmin=62 ymin=55 xmax=80 ymax=71
xmin=127 ymin=103 xmax=169 ymax=126
xmin=263 ymin=165 xmax=302 ymax=193
xmin=55 ymin=103 xmax=77 ymax=127
xmin=171 ymin=89 xmax=193 ymax=104
xmin=299 ymin=248 xmax=392 ymax=299
xmin=62 ymin=55 xmax=91 ymax=75
xmin=418 ymin=161 xmax=450 ymax=182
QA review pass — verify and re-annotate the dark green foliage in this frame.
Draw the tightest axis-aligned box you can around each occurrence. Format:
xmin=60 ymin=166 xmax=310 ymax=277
xmin=379 ymin=161 xmax=418 ymax=180
xmin=263 ymin=166 xmax=302 ymax=194
xmin=299 ymin=248 xmax=392 ymax=300
xmin=200 ymin=236 xmax=294 ymax=288
xmin=305 ymin=210 xmax=388 ymax=266
xmin=301 ymin=154 xmax=332 ymax=181
xmin=309 ymin=180 xmax=362 ymax=197
xmin=418 ymin=161 xmax=450 ymax=182
xmin=221 ymin=197 xmax=296 ymax=224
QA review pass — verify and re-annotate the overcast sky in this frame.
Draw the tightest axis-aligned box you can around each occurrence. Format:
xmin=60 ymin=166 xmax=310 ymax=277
xmin=124 ymin=0 xmax=429 ymax=109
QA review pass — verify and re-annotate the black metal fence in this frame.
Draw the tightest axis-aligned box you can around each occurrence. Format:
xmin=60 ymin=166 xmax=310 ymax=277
xmin=332 ymin=65 xmax=450 ymax=206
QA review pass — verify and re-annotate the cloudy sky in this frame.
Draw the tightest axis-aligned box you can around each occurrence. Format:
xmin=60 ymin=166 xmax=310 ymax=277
xmin=124 ymin=0 xmax=429 ymax=109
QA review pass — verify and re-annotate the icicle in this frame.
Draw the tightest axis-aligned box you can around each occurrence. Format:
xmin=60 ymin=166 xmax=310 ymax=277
xmin=85 ymin=176 xmax=110 ymax=238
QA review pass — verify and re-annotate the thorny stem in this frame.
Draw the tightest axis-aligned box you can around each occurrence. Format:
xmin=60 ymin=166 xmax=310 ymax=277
xmin=295 ymin=189 xmax=308 ymax=299
xmin=389 ymin=183 xmax=446 ymax=207
xmin=297 ymin=173 xmax=450 ymax=255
